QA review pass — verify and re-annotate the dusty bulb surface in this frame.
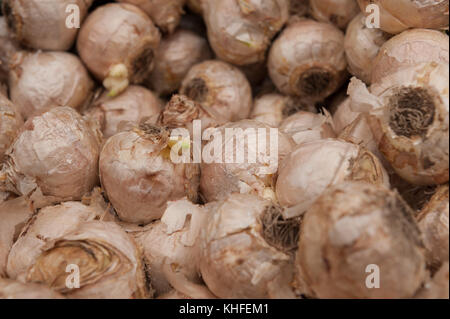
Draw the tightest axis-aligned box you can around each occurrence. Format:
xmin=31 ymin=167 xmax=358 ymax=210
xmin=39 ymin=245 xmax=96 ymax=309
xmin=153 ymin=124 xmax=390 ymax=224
xmin=1 ymin=0 xmax=93 ymax=51
xmin=0 ymin=278 xmax=65 ymax=299
xmin=0 ymin=107 xmax=100 ymax=208
xmin=6 ymin=201 xmax=148 ymax=298
xmin=415 ymin=262 xmax=449 ymax=299
xmin=0 ymin=17 xmax=19 ymax=84
xmin=371 ymin=29 xmax=449 ymax=84
xmin=348 ymin=62 xmax=449 ymax=185
xmin=268 ymin=19 xmax=348 ymax=102
xmin=85 ymin=85 xmax=162 ymax=139
xmin=310 ymin=0 xmax=360 ymax=29
xmin=357 ymin=0 xmax=449 ymax=34
xmin=118 ymin=0 xmax=185 ymax=34
xmin=0 ymin=93 xmax=23 ymax=159
xmin=333 ymin=97 xmax=359 ymax=133
xmin=77 ymin=3 xmax=161 ymax=96
xmin=180 ymin=60 xmax=253 ymax=124
xmin=203 ymin=0 xmax=289 ymax=66
xmin=199 ymin=194 xmax=298 ymax=299
xmin=417 ymin=184 xmax=449 ymax=270
xmin=200 ymin=120 xmax=294 ymax=203
xmin=134 ymin=199 xmax=207 ymax=296
xmin=99 ymin=124 xmax=200 ymax=224
xmin=279 ymin=110 xmax=336 ymax=145
xmin=296 ymin=181 xmax=427 ymax=298
xmin=276 ymin=139 xmax=390 ymax=213
xmin=0 ymin=196 xmax=33 ymax=277
xmin=344 ymin=13 xmax=391 ymax=84
xmin=250 ymin=94 xmax=291 ymax=128
xmin=8 ymin=51 xmax=94 ymax=120
xmin=147 ymin=29 xmax=212 ymax=96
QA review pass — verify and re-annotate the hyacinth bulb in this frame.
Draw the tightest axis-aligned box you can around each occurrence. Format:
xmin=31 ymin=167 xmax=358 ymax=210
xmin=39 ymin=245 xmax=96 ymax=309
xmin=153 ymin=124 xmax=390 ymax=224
xmin=0 ymin=107 xmax=100 ymax=208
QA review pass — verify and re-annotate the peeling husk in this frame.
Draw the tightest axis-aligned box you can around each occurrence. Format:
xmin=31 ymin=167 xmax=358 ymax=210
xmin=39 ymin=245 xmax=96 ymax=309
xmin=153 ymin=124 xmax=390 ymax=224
xmin=0 ymin=278 xmax=64 ymax=299
xmin=180 ymin=60 xmax=253 ymax=123
xmin=134 ymin=199 xmax=207 ymax=296
xmin=348 ymin=62 xmax=449 ymax=185
xmin=99 ymin=124 xmax=200 ymax=224
xmin=276 ymin=139 xmax=390 ymax=213
xmin=85 ymin=85 xmax=162 ymax=139
xmin=268 ymin=19 xmax=348 ymax=102
xmin=200 ymin=194 xmax=298 ymax=298
xmin=0 ymin=107 xmax=100 ymax=209
xmin=7 ymin=201 xmax=148 ymax=299
xmin=417 ymin=184 xmax=449 ymax=270
xmin=8 ymin=51 xmax=94 ymax=120
xmin=0 ymin=93 xmax=23 ymax=160
xmin=297 ymin=181 xmax=427 ymax=298
xmin=200 ymin=120 xmax=295 ymax=203
xmin=0 ymin=196 xmax=34 ymax=277
xmin=1 ymin=0 xmax=93 ymax=51
xmin=77 ymin=3 xmax=161 ymax=96
xmin=310 ymin=0 xmax=360 ymax=29
xmin=118 ymin=0 xmax=185 ymax=34
xmin=357 ymin=0 xmax=449 ymax=34
xmin=147 ymin=29 xmax=212 ymax=96
xmin=203 ymin=0 xmax=289 ymax=66
xmin=279 ymin=110 xmax=336 ymax=145
xmin=344 ymin=13 xmax=391 ymax=84
xmin=371 ymin=29 xmax=449 ymax=84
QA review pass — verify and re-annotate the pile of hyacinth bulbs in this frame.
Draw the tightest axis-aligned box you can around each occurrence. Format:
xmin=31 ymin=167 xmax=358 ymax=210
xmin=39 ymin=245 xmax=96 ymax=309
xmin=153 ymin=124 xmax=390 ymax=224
xmin=0 ymin=0 xmax=448 ymax=299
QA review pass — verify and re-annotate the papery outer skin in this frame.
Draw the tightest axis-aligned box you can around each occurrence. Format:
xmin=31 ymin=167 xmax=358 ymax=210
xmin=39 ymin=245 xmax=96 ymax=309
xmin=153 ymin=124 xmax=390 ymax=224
xmin=0 ymin=17 xmax=19 ymax=83
xmin=135 ymin=220 xmax=201 ymax=296
xmin=0 ymin=278 xmax=64 ymax=299
xmin=6 ymin=201 xmax=104 ymax=280
xmin=0 ymin=107 xmax=100 ymax=208
xmin=99 ymin=130 xmax=200 ymax=224
xmin=147 ymin=29 xmax=212 ymax=96
xmin=199 ymin=193 xmax=295 ymax=298
xmin=415 ymin=262 xmax=449 ymax=299
xmin=310 ymin=0 xmax=360 ymax=29
xmin=0 ymin=197 xmax=33 ymax=277
xmin=296 ymin=182 xmax=427 ymax=298
xmin=357 ymin=0 xmax=449 ymax=34
xmin=77 ymin=3 xmax=161 ymax=83
xmin=86 ymin=85 xmax=162 ymax=139
xmin=268 ymin=19 xmax=347 ymax=100
xmin=279 ymin=111 xmax=336 ymax=145
xmin=250 ymin=94 xmax=289 ymax=128
xmin=417 ymin=184 xmax=449 ymax=269
xmin=0 ymin=93 xmax=23 ymax=159
xmin=21 ymin=220 xmax=147 ymax=298
xmin=203 ymin=0 xmax=289 ymax=66
xmin=158 ymin=289 xmax=191 ymax=299
xmin=200 ymin=120 xmax=295 ymax=203
xmin=8 ymin=51 xmax=94 ymax=120
xmin=1 ymin=0 xmax=93 ymax=51
xmin=367 ymin=63 xmax=449 ymax=185
xmin=344 ymin=13 xmax=391 ymax=84
xmin=371 ymin=29 xmax=449 ymax=84
xmin=276 ymin=139 xmax=390 ymax=209
xmin=180 ymin=60 xmax=253 ymax=123
xmin=333 ymin=97 xmax=360 ymax=133
xmin=118 ymin=0 xmax=185 ymax=34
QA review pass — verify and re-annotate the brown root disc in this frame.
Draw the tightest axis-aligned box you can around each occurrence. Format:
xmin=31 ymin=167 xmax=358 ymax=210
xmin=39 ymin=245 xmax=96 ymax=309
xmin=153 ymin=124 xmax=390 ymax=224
xmin=389 ymin=86 xmax=436 ymax=138
xmin=183 ymin=78 xmax=208 ymax=103
xmin=261 ymin=205 xmax=300 ymax=254
xmin=297 ymin=68 xmax=332 ymax=97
